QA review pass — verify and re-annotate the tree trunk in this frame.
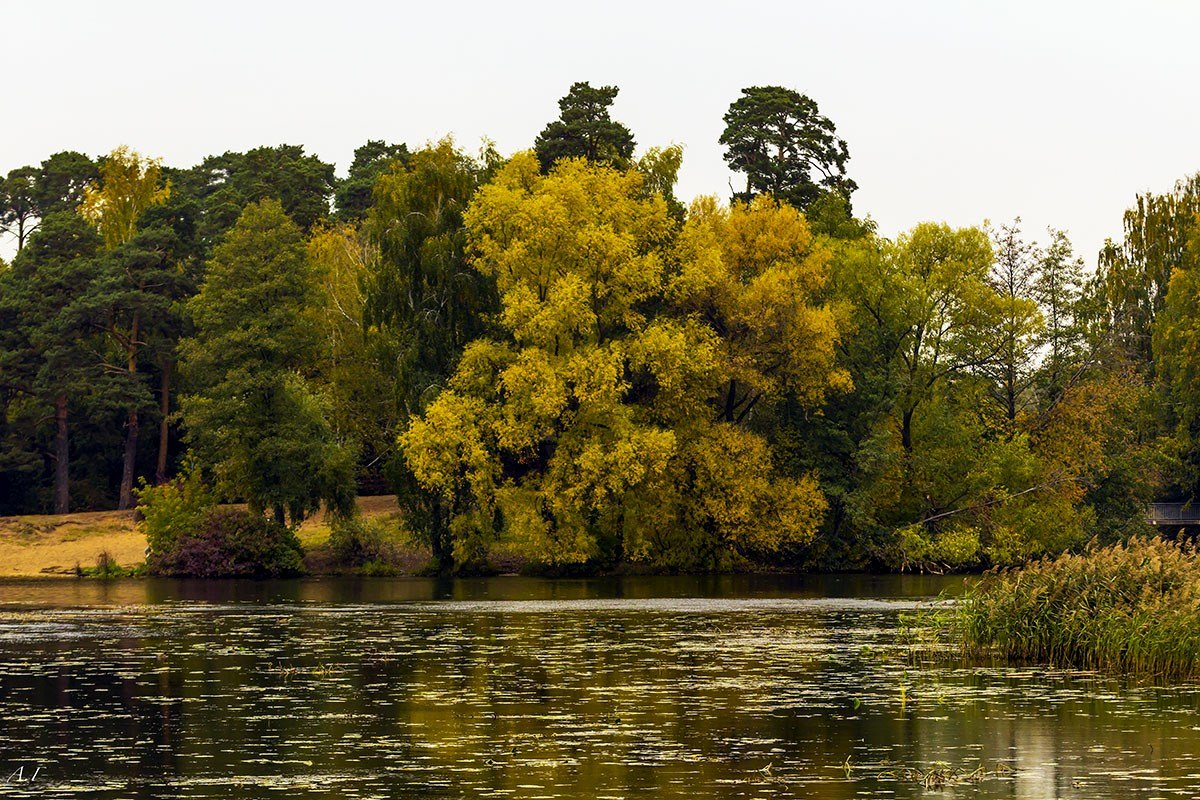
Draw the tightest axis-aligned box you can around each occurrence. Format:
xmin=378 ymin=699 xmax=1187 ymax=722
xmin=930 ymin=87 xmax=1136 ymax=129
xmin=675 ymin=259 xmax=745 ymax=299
xmin=273 ymin=504 xmax=286 ymax=526
xmin=53 ymin=395 xmax=69 ymax=514
xmin=901 ymin=406 xmax=914 ymax=454
xmin=430 ymin=497 xmax=454 ymax=573
xmin=117 ymin=407 xmax=139 ymax=510
xmin=117 ymin=313 xmax=140 ymax=510
xmin=155 ymin=360 xmax=172 ymax=484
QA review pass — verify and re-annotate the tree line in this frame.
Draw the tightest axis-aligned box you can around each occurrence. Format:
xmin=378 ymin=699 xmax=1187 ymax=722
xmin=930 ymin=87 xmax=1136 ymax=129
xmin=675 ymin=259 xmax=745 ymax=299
xmin=0 ymin=82 xmax=1196 ymax=572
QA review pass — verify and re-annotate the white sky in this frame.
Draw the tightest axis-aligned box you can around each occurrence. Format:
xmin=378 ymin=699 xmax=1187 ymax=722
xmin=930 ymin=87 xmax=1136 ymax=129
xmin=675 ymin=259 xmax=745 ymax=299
xmin=3 ymin=0 xmax=1198 ymax=267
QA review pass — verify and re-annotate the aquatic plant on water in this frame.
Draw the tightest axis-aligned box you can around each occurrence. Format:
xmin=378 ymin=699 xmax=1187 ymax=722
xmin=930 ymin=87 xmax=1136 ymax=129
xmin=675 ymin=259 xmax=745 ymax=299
xmin=942 ymin=536 xmax=1200 ymax=678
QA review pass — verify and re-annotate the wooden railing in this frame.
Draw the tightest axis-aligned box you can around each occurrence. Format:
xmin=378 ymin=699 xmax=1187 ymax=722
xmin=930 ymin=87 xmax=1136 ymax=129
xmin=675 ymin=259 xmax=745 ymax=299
xmin=1149 ymin=502 xmax=1200 ymax=527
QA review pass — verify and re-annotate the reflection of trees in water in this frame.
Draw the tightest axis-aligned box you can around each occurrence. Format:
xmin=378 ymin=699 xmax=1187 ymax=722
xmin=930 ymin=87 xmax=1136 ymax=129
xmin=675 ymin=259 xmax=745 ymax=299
xmin=3 ymin=586 xmax=1200 ymax=797
xmin=0 ymin=631 xmax=186 ymax=782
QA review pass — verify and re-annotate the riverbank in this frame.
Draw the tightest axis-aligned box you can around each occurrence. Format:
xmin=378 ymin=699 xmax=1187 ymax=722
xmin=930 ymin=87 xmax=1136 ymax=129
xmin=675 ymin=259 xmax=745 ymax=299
xmin=0 ymin=496 xmax=425 ymax=578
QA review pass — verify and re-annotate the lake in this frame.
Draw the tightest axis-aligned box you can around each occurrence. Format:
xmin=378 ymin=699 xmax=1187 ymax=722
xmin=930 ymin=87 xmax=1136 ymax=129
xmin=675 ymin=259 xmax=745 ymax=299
xmin=0 ymin=574 xmax=1197 ymax=798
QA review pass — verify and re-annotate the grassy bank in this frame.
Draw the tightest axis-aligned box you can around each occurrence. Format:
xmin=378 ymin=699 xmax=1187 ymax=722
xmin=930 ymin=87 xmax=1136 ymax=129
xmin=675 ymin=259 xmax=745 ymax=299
xmin=0 ymin=495 xmax=427 ymax=578
xmin=940 ymin=537 xmax=1200 ymax=678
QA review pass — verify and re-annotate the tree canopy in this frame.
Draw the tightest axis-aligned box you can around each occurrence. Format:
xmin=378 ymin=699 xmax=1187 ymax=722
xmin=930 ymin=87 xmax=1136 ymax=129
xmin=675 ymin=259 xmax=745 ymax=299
xmin=534 ymin=82 xmax=636 ymax=171
xmin=179 ymin=199 xmax=355 ymax=524
xmin=400 ymin=155 xmax=843 ymax=569
xmin=720 ymin=86 xmax=855 ymax=211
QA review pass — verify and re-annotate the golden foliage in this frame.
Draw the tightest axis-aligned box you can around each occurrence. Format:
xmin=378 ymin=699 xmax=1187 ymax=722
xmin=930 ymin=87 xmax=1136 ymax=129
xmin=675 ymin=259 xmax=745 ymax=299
xmin=78 ymin=145 xmax=170 ymax=249
xmin=673 ymin=195 xmax=850 ymax=413
xmin=400 ymin=157 xmax=844 ymax=567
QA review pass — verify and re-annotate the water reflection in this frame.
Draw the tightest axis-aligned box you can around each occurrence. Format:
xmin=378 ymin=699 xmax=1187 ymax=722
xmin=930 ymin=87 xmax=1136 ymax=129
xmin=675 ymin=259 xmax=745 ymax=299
xmin=0 ymin=575 xmax=1195 ymax=799
xmin=0 ymin=572 xmax=960 ymax=607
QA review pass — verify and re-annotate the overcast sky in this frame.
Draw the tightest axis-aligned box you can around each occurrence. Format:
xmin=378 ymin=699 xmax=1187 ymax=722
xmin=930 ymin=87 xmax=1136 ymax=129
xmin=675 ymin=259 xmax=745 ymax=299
xmin=3 ymin=1 xmax=1198 ymax=266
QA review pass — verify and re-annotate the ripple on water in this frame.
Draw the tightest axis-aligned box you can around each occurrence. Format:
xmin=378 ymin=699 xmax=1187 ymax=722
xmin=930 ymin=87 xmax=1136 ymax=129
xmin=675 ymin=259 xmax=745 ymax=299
xmin=0 ymin=585 xmax=1197 ymax=799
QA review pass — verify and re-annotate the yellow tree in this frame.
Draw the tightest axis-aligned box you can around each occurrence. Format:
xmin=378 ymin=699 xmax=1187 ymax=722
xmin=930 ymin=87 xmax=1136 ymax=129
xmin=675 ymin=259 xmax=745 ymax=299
xmin=308 ymin=225 xmax=380 ymax=443
xmin=401 ymin=154 xmax=835 ymax=570
xmin=671 ymin=195 xmax=849 ymax=423
xmin=79 ymin=146 xmax=171 ymax=249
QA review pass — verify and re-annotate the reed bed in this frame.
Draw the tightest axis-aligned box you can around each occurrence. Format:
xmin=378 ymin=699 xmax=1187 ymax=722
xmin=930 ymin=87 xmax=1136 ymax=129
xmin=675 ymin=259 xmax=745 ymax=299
xmin=944 ymin=537 xmax=1200 ymax=679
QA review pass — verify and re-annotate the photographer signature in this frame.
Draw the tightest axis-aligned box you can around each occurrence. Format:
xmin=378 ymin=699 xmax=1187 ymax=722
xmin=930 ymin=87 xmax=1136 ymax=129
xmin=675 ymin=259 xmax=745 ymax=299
xmin=6 ymin=765 xmax=41 ymax=784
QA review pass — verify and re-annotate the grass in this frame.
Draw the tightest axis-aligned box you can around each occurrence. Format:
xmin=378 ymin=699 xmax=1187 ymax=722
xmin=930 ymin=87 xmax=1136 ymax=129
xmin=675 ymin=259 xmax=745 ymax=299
xmin=937 ymin=536 xmax=1200 ymax=679
xmin=299 ymin=499 xmax=432 ymax=575
xmin=0 ymin=495 xmax=419 ymax=579
xmin=0 ymin=509 xmax=145 ymax=577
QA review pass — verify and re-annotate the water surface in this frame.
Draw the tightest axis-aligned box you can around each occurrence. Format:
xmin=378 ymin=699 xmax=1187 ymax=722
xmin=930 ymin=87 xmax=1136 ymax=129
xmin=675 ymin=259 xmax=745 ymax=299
xmin=1 ymin=575 xmax=1197 ymax=799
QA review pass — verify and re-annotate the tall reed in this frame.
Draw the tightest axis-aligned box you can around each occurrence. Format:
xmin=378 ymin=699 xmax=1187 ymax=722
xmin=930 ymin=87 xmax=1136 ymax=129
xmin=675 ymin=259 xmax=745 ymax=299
xmin=944 ymin=537 xmax=1200 ymax=679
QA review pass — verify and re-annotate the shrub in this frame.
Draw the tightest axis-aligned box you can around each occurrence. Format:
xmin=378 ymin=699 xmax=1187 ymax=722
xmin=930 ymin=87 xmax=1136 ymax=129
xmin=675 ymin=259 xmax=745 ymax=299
xmin=328 ymin=515 xmax=395 ymax=568
xmin=942 ymin=536 xmax=1200 ymax=678
xmin=135 ymin=466 xmax=215 ymax=554
xmin=896 ymin=523 xmax=982 ymax=572
xmin=148 ymin=507 xmax=305 ymax=578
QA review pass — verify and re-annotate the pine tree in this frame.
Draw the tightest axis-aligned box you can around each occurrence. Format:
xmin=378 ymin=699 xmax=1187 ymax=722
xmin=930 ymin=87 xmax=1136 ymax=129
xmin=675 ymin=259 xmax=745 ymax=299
xmin=180 ymin=199 xmax=354 ymax=523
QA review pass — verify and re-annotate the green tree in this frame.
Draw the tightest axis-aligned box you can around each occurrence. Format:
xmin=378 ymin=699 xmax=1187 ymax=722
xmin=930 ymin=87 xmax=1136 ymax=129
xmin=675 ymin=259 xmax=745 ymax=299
xmin=1091 ymin=174 xmax=1200 ymax=366
xmin=135 ymin=190 xmax=206 ymax=486
xmin=0 ymin=153 xmax=99 ymax=253
xmin=77 ymin=147 xmax=173 ymax=509
xmin=177 ymin=144 xmax=336 ymax=252
xmin=364 ymin=138 xmax=499 ymax=418
xmin=0 ymin=167 xmax=40 ymax=251
xmin=534 ymin=82 xmax=636 ymax=171
xmin=180 ymin=200 xmax=354 ymax=524
xmin=819 ymin=223 xmax=1144 ymax=570
xmin=306 ymin=222 xmax=416 ymax=502
xmin=0 ymin=213 xmax=104 ymax=512
xmin=1153 ymin=222 xmax=1200 ymax=495
xmin=829 ymin=225 xmax=1000 ymax=564
xmin=1033 ymin=228 xmax=1087 ymax=400
xmin=720 ymin=86 xmax=855 ymax=211
xmin=859 ymin=223 xmax=1000 ymax=454
xmin=334 ymin=139 xmax=410 ymax=222
xmin=33 ymin=151 xmax=98 ymax=216
xmin=984 ymin=221 xmax=1044 ymax=430
xmin=82 ymin=228 xmax=185 ymax=508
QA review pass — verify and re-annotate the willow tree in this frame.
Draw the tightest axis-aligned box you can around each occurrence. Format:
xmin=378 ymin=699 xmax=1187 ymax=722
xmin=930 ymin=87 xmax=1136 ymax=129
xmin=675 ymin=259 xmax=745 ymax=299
xmin=78 ymin=147 xmax=172 ymax=508
xmin=401 ymin=155 xmax=836 ymax=570
xmin=671 ymin=195 xmax=849 ymax=425
xmin=1154 ymin=223 xmax=1200 ymax=495
xmin=364 ymin=138 xmax=498 ymax=418
xmin=307 ymin=225 xmax=381 ymax=452
xmin=1092 ymin=174 xmax=1200 ymax=366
